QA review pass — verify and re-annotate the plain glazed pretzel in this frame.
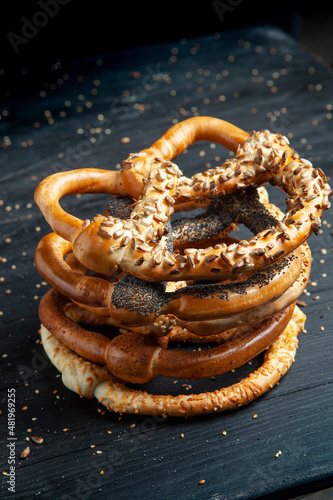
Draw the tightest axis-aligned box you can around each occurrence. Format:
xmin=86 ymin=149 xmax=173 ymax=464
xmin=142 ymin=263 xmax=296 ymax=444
xmin=34 ymin=117 xmax=331 ymax=282
xmin=39 ymin=288 xmax=295 ymax=383
xmin=40 ymin=304 xmax=306 ymax=416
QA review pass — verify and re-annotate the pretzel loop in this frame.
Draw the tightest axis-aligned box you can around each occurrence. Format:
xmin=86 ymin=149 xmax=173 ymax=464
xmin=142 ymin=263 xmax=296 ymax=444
xmin=35 ymin=231 xmax=308 ymax=331
xmin=34 ymin=117 xmax=331 ymax=284
xmin=33 ymin=115 xmax=329 ymax=416
xmin=39 ymin=288 xmax=295 ymax=384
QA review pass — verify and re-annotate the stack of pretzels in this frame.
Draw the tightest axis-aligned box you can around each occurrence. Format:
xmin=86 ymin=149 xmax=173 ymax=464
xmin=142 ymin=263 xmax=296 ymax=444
xmin=34 ymin=116 xmax=331 ymax=417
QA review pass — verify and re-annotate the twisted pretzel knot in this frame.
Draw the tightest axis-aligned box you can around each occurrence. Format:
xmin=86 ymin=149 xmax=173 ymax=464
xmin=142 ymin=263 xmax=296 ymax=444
xmin=35 ymin=117 xmax=331 ymax=284
xmin=34 ymin=115 xmax=330 ymax=416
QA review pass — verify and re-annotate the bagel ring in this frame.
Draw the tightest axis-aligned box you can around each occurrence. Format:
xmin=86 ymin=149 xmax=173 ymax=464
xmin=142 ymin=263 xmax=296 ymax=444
xmin=34 ymin=117 xmax=331 ymax=282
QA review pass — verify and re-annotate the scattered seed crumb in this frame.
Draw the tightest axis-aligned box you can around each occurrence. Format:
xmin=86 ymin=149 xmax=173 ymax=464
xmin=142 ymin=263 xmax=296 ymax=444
xmin=120 ymin=137 xmax=130 ymax=143
xmin=180 ymin=433 xmax=184 ymax=438
xmin=96 ymin=450 xmax=103 ymax=454
xmin=20 ymin=447 xmax=30 ymax=459
xmin=275 ymin=450 xmax=282 ymax=458
xmin=199 ymin=479 xmax=205 ymax=485
xmin=31 ymin=436 xmax=44 ymax=444
xmin=321 ymin=326 xmax=325 ymax=331
xmin=253 ymin=414 xmax=258 ymax=419
xmin=22 ymin=406 xmax=28 ymax=411
xmin=100 ymin=470 xmax=104 ymax=476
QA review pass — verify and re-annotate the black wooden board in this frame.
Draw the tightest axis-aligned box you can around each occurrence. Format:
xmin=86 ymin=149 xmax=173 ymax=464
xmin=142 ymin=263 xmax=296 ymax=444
xmin=1 ymin=25 xmax=333 ymax=500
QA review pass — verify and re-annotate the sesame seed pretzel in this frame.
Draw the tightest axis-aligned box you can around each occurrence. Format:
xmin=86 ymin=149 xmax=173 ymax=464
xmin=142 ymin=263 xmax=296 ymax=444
xmin=34 ymin=117 xmax=331 ymax=283
xmin=117 ymin=127 xmax=331 ymax=281
xmin=39 ymin=287 xmax=295 ymax=384
xmin=40 ymin=304 xmax=306 ymax=416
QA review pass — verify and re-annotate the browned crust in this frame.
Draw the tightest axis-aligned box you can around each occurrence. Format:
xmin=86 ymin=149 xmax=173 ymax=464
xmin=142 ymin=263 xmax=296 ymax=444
xmin=40 ymin=306 xmax=306 ymax=416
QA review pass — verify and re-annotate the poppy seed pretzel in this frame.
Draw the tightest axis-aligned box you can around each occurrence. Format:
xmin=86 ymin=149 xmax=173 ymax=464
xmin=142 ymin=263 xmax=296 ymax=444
xmin=60 ymin=241 xmax=311 ymax=339
xmin=35 ymin=231 xmax=304 ymax=329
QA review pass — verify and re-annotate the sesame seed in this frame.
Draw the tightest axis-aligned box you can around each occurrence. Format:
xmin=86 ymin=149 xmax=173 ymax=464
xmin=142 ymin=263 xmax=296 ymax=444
xmin=20 ymin=447 xmax=30 ymax=459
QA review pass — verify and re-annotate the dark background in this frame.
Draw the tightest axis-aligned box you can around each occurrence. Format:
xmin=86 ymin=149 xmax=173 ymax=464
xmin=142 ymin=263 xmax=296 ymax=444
xmin=2 ymin=0 xmax=330 ymax=95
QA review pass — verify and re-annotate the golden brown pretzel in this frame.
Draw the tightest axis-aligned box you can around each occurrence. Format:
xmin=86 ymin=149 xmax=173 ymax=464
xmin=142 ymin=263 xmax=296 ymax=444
xmin=39 ymin=288 xmax=295 ymax=383
xmin=101 ymin=130 xmax=331 ymax=281
xmin=34 ymin=116 xmax=244 ymax=243
xmin=61 ymin=239 xmax=310 ymax=338
xmin=120 ymin=116 xmax=249 ymax=198
xmin=40 ymin=305 xmax=306 ymax=416
xmin=35 ymin=231 xmax=304 ymax=328
xmin=34 ymin=117 xmax=331 ymax=282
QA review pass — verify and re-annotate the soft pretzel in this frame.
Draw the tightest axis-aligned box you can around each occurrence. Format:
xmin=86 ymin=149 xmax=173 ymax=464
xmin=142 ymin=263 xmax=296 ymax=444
xmin=34 ymin=118 xmax=331 ymax=282
xmin=34 ymin=116 xmax=245 ymax=243
xmin=102 ymin=130 xmax=331 ymax=281
xmin=58 ymin=240 xmax=311 ymax=338
xmin=39 ymin=288 xmax=295 ymax=383
xmin=35 ymin=231 xmax=305 ymax=328
xmin=120 ymin=116 xmax=249 ymax=198
xmin=40 ymin=305 xmax=306 ymax=416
